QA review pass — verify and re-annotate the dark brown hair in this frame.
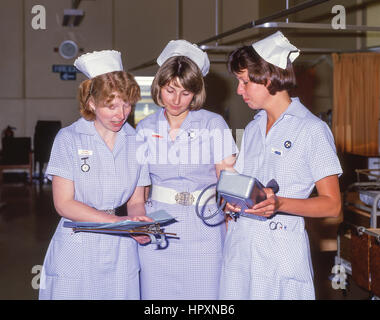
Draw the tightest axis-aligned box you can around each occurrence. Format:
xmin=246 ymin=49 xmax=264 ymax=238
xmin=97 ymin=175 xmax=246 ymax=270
xmin=151 ymin=56 xmax=206 ymax=110
xmin=228 ymin=45 xmax=296 ymax=95
xmin=78 ymin=71 xmax=141 ymax=121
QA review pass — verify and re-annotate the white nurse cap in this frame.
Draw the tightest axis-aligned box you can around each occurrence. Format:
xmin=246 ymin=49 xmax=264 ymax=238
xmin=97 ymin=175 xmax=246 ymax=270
xmin=252 ymin=31 xmax=300 ymax=69
xmin=157 ymin=39 xmax=210 ymax=76
xmin=74 ymin=50 xmax=123 ymax=79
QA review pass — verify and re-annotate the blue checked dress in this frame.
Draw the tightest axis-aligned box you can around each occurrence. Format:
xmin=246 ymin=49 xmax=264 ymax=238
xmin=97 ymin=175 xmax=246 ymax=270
xmin=219 ymin=98 xmax=343 ymax=300
xmin=136 ymin=108 xmax=238 ymax=300
xmin=39 ymin=118 xmax=150 ymax=300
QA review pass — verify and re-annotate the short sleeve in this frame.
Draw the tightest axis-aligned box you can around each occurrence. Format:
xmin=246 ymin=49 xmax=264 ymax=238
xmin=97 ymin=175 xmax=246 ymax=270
xmin=137 ymin=162 xmax=151 ymax=187
xmin=307 ymin=121 xmax=343 ymax=182
xmin=45 ymin=129 xmax=75 ymax=181
xmin=135 ymin=122 xmax=151 ymax=187
xmin=209 ymin=114 xmax=238 ymax=164
xmin=234 ymin=130 xmax=246 ymax=174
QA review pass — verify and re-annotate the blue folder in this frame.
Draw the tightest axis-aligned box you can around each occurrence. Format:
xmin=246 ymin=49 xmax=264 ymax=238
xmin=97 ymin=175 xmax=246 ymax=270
xmin=63 ymin=210 xmax=176 ymax=244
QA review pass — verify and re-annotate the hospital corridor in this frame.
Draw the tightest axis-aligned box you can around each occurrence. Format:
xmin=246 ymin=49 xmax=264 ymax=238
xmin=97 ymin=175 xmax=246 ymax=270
xmin=1 ymin=0 xmax=380 ymax=301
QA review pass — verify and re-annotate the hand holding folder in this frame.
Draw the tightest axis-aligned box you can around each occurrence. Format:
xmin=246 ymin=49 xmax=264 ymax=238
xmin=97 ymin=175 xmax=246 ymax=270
xmin=63 ymin=210 xmax=176 ymax=244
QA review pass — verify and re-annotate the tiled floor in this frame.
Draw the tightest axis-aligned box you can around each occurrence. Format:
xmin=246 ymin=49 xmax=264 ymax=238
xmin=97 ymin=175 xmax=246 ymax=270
xmin=0 ymin=182 xmax=372 ymax=300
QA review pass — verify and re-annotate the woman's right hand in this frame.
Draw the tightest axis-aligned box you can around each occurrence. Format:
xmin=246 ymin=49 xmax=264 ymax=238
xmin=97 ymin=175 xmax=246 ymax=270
xmin=225 ymin=202 xmax=241 ymax=214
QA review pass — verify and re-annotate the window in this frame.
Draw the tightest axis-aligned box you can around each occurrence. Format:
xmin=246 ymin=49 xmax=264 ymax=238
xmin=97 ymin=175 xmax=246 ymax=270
xmin=134 ymin=76 xmax=160 ymax=126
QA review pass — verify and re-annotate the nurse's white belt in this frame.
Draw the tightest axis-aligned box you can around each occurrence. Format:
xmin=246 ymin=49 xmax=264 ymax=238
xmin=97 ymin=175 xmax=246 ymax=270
xmin=151 ymin=185 xmax=216 ymax=206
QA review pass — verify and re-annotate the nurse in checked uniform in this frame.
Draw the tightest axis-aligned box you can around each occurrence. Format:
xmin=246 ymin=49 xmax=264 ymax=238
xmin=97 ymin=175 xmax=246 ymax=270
xmin=219 ymin=32 xmax=343 ymax=300
xmin=39 ymin=50 xmax=151 ymax=300
xmin=136 ymin=40 xmax=237 ymax=299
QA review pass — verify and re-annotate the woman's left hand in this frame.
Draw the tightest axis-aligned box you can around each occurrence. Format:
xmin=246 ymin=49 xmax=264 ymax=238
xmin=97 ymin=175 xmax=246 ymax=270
xmin=244 ymin=188 xmax=280 ymax=218
xmin=118 ymin=215 xmax=153 ymax=244
xmin=131 ymin=216 xmax=153 ymax=244
xmin=131 ymin=234 xmax=152 ymax=245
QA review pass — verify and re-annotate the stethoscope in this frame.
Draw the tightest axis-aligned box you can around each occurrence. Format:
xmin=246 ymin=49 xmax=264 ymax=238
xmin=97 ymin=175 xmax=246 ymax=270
xmin=195 ymin=187 xmax=288 ymax=231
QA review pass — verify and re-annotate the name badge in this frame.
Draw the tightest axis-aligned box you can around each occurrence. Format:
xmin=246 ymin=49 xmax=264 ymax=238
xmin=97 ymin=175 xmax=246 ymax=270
xmin=271 ymin=147 xmax=282 ymax=156
xmin=78 ymin=149 xmax=93 ymax=156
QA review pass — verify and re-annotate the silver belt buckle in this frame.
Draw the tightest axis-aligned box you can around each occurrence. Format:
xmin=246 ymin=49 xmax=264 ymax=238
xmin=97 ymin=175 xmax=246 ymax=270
xmin=175 ymin=192 xmax=195 ymax=206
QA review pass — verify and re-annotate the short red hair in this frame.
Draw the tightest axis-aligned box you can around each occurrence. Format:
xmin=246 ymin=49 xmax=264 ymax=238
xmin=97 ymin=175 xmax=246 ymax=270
xmin=78 ymin=71 xmax=141 ymax=121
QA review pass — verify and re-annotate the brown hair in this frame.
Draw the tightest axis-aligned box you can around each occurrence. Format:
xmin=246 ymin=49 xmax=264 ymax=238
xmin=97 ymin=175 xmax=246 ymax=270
xmin=228 ymin=46 xmax=296 ymax=95
xmin=151 ymin=56 xmax=206 ymax=110
xmin=78 ymin=71 xmax=141 ymax=121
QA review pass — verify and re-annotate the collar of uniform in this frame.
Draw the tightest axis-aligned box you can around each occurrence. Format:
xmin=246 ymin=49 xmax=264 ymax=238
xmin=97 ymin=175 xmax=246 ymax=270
xmin=158 ymin=108 xmax=200 ymax=136
xmin=179 ymin=109 xmax=195 ymax=132
xmin=282 ymin=97 xmax=308 ymax=118
xmin=253 ymin=97 xmax=307 ymax=121
xmin=120 ymin=122 xmax=137 ymax=136
xmin=75 ymin=118 xmax=96 ymax=135
xmin=75 ymin=117 xmax=136 ymax=136
xmin=158 ymin=107 xmax=167 ymax=126
xmin=156 ymin=108 xmax=170 ymax=138
xmin=253 ymin=109 xmax=266 ymax=120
